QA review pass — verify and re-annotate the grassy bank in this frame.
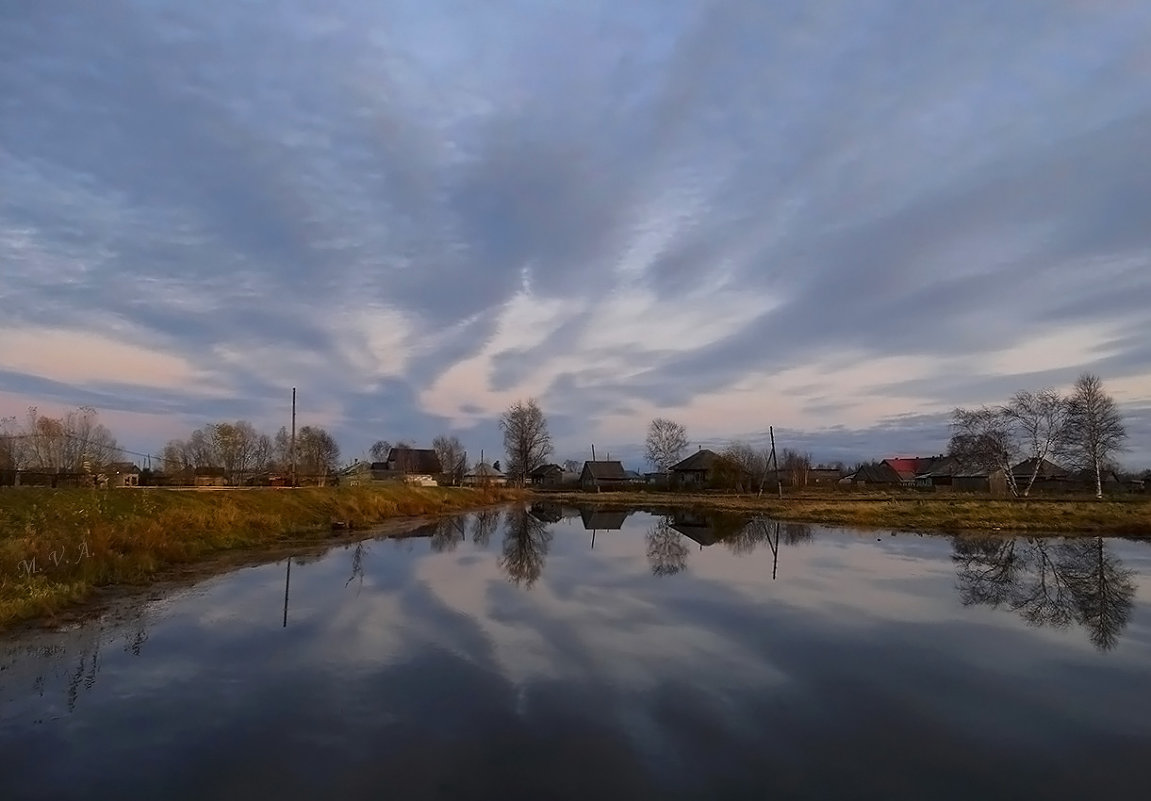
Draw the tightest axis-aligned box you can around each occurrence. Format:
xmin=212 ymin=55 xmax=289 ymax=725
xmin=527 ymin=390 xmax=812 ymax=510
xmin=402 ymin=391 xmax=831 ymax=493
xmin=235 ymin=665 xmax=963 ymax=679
xmin=0 ymin=485 xmax=521 ymax=630
xmin=539 ymin=490 xmax=1151 ymax=535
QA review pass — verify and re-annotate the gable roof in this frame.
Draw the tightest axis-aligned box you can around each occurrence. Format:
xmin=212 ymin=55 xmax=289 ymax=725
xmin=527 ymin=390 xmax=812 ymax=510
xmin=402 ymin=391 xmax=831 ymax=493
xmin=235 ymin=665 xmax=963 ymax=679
xmin=848 ymin=462 xmax=903 ymax=483
xmin=107 ymin=461 xmax=139 ymax=473
xmin=531 ymin=463 xmax=563 ymax=477
xmin=1011 ymin=457 xmax=1069 ymax=479
xmin=671 ymin=449 xmax=723 ymax=472
xmin=581 ymin=460 xmax=627 ymax=480
xmin=387 ymin=448 xmax=443 ymax=474
xmin=883 ymin=457 xmax=929 ymax=480
xmin=466 ymin=462 xmax=504 ymax=477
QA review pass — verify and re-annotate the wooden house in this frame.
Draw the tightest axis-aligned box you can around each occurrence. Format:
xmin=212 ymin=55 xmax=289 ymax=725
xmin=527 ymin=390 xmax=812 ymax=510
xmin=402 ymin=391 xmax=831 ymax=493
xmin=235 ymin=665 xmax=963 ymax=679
xmin=579 ymin=460 xmax=629 ymax=491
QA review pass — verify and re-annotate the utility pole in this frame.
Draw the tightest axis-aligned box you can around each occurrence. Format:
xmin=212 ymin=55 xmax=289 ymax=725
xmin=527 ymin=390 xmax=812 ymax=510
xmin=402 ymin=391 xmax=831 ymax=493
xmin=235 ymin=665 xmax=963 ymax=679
xmin=290 ymin=387 xmax=297 ymax=487
xmin=770 ymin=426 xmax=783 ymax=500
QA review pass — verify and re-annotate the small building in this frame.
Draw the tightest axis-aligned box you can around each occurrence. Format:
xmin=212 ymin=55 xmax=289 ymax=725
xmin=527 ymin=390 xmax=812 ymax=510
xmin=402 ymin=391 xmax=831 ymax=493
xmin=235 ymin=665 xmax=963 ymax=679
xmin=579 ymin=460 xmax=629 ymax=491
xmin=104 ymin=461 xmax=140 ymax=488
xmin=463 ymin=462 xmax=507 ymax=487
xmin=386 ymin=448 xmax=443 ymax=485
xmin=530 ymin=464 xmax=577 ymax=487
xmin=339 ymin=461 xmax=401 ymax=487
xmin=193 ymin=466 xmax=227 ymax=487
xmin=669 ymin=449 xmax=726 ymax=488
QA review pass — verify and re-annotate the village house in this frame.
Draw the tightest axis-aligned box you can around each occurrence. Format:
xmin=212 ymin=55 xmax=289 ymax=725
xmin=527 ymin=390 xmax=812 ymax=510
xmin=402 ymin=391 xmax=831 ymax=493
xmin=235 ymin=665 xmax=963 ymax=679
xmin=193 ymin=466 xmax=227 ymax=487
xmin=579 ymin=460 xmax=629 ymax=491
xmin=669 ymin=449 xmax=726 ymax=488
xmin=463 ymin=462 xmax=507 ymax=487
xmin=339 ymin=461 xmax=396 ymax=486
xmin=530 ymin=463 xmax=578 ymax=488
xmin=103 ymin=461 xmax=140 ymax=488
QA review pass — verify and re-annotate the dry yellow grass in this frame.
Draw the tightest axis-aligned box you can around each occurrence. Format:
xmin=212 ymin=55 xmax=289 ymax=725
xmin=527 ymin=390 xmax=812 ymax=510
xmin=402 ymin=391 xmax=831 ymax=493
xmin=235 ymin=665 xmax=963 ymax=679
xmin=538 ymin=490 xmax=1151 ymax=535
xmin=0 ymin=485 xmax=521 ymax=630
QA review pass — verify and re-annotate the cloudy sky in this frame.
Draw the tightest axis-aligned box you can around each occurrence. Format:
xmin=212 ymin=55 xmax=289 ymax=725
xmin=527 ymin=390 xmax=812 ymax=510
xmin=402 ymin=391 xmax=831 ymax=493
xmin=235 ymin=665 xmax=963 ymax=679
xmin=2 ymin=0 xmax=1150 ymax=466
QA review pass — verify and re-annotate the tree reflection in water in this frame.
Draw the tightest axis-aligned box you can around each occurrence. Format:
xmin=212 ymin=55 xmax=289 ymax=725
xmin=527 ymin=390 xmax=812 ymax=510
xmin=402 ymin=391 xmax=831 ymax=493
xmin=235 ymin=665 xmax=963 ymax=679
xmin=430 ymin=516 xmax=468 ymax=553
xmin=345 ymin=542 xmax=368 ymax=591
xmin=499 ymin=508 xmax=552 ymax=588
xmin=646 ymin=517 xmax=688 ymax=577
xmin=471 ymin=508 xmax=502 ymax=548
xmin=953 ymin=535 xmax=1136 ymax=651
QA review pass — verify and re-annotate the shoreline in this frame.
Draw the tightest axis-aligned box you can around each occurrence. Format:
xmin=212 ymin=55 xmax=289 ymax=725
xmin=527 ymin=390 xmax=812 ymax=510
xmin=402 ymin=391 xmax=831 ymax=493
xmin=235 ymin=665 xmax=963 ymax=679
xmin=3 ymin=486 xmax=1149 ymax=633
xmin=0 ymin=485 xmax=524 ymax=632
xmin=533 ymin=490 xmax=1151 ymax=536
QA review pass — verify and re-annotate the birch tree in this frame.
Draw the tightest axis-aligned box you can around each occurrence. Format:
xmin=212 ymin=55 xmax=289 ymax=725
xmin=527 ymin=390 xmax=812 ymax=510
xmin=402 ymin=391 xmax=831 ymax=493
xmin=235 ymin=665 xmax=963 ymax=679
xmin=1004 ymin=388 xmax=1071 ymax=496
xmin=644 ymin=418 xmax=688 ymax=473
xmin=1065 ymin=373 xmax=1126 ymax=499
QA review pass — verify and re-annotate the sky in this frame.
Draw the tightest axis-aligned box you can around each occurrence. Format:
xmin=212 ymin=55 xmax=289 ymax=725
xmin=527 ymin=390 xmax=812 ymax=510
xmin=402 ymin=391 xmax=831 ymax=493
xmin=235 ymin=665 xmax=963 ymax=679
xmin=2 ymin=0 xmax=1150 ymax=468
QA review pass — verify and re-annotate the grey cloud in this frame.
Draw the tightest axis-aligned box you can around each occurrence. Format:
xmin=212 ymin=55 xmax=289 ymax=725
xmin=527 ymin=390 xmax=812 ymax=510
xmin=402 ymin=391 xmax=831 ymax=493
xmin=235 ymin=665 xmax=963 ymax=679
xmin=1 ymin=0 xmax=1150 ymax=460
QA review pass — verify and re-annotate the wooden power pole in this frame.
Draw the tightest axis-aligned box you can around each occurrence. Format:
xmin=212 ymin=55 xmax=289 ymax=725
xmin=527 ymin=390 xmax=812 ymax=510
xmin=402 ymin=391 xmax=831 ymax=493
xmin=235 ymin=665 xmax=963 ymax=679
xmin=770 ymin=426 xmax=783 ymax=500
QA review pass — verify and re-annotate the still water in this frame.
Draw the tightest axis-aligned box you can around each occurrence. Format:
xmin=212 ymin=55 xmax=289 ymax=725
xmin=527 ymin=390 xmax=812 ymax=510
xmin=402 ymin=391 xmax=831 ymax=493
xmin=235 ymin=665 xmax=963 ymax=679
xmin=2 ymin=505 xmax=1151 ymax=800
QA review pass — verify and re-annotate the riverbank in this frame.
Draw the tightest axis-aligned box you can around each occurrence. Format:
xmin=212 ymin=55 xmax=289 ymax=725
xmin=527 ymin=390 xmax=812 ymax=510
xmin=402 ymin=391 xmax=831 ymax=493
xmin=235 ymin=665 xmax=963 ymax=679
xmin=537 ymin=490 xmax=1151 ymax=535
xmin=0 ymin=485 xmax=522 ymax=631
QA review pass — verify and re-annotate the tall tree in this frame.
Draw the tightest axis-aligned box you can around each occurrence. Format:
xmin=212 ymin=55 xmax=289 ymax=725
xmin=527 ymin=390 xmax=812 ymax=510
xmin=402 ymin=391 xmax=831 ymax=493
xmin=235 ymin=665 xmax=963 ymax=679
xmin=211 ymin=421 xmax=263 ymax=483
xmin=432 ymin=434 xmax=466 ymax=485
xmin=500 ymin=398 xmax=553 ymax=486
xmin=295 ymin=426 xmax=340 ymax=481
xmin=1065 ymin=373 xmax=1126 ymax=500
xmin=369 ymin=440 xmax=392 ymax=462
xmin=644 ymin=418 xmax=688 ymax=473
xmin=1004 ymin=388 xmax=1071 ymax=496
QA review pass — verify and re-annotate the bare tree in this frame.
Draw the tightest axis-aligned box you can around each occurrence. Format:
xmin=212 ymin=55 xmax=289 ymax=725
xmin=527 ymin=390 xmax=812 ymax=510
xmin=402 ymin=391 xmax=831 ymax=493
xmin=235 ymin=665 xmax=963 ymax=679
xmin=780 ymin=448 xmax=812 ymax=488
xmin=562 ymin=459 xmax=581 ymax=473
xmin=432 ymin=434 xmax=466 ymax=485
xmin=500 ymin=398 xmax=553 ymax=486
xmin=949 ymin=406 xmax=1020 ymax=497
xmin=1004 ymin=388 xmax=1071 ymax=496
xmin=1 ymin=415 xmax=25 ymax=470
xmin=17 ymin=406 xmax=119 ymax=472
xmin=719 ymin=441 xmax=770 ymax=492
xmin=369 ymin=440 xmax=392 ymax=462
xmin=644 ymin=418 xmax=688 ymax=473
xmin=211 ymin=421 xmax=263 ymax=483
xmin=1065 ymin=373 xmax=1126 ymax=500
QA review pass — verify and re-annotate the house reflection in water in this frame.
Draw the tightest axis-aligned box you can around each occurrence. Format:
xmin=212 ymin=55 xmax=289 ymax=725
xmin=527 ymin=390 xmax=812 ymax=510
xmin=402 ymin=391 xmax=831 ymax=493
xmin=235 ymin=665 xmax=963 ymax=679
xmin=668 ymin=510 xmax=748 ymax=549
xmin=579 ymin=508 xmax=631 ymax=549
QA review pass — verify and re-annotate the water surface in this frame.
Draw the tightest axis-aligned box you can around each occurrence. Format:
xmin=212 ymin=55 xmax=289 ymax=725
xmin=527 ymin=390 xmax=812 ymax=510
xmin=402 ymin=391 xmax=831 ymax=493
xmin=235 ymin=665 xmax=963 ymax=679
xmin=3 ymin=505 xmax=1151 ymax=800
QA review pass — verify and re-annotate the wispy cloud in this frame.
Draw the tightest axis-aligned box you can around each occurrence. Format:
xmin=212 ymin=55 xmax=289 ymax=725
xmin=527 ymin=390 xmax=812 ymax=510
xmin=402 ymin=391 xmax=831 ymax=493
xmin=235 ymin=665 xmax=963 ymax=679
xmin=2 ymin=0 xmax=1149 ymax=463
